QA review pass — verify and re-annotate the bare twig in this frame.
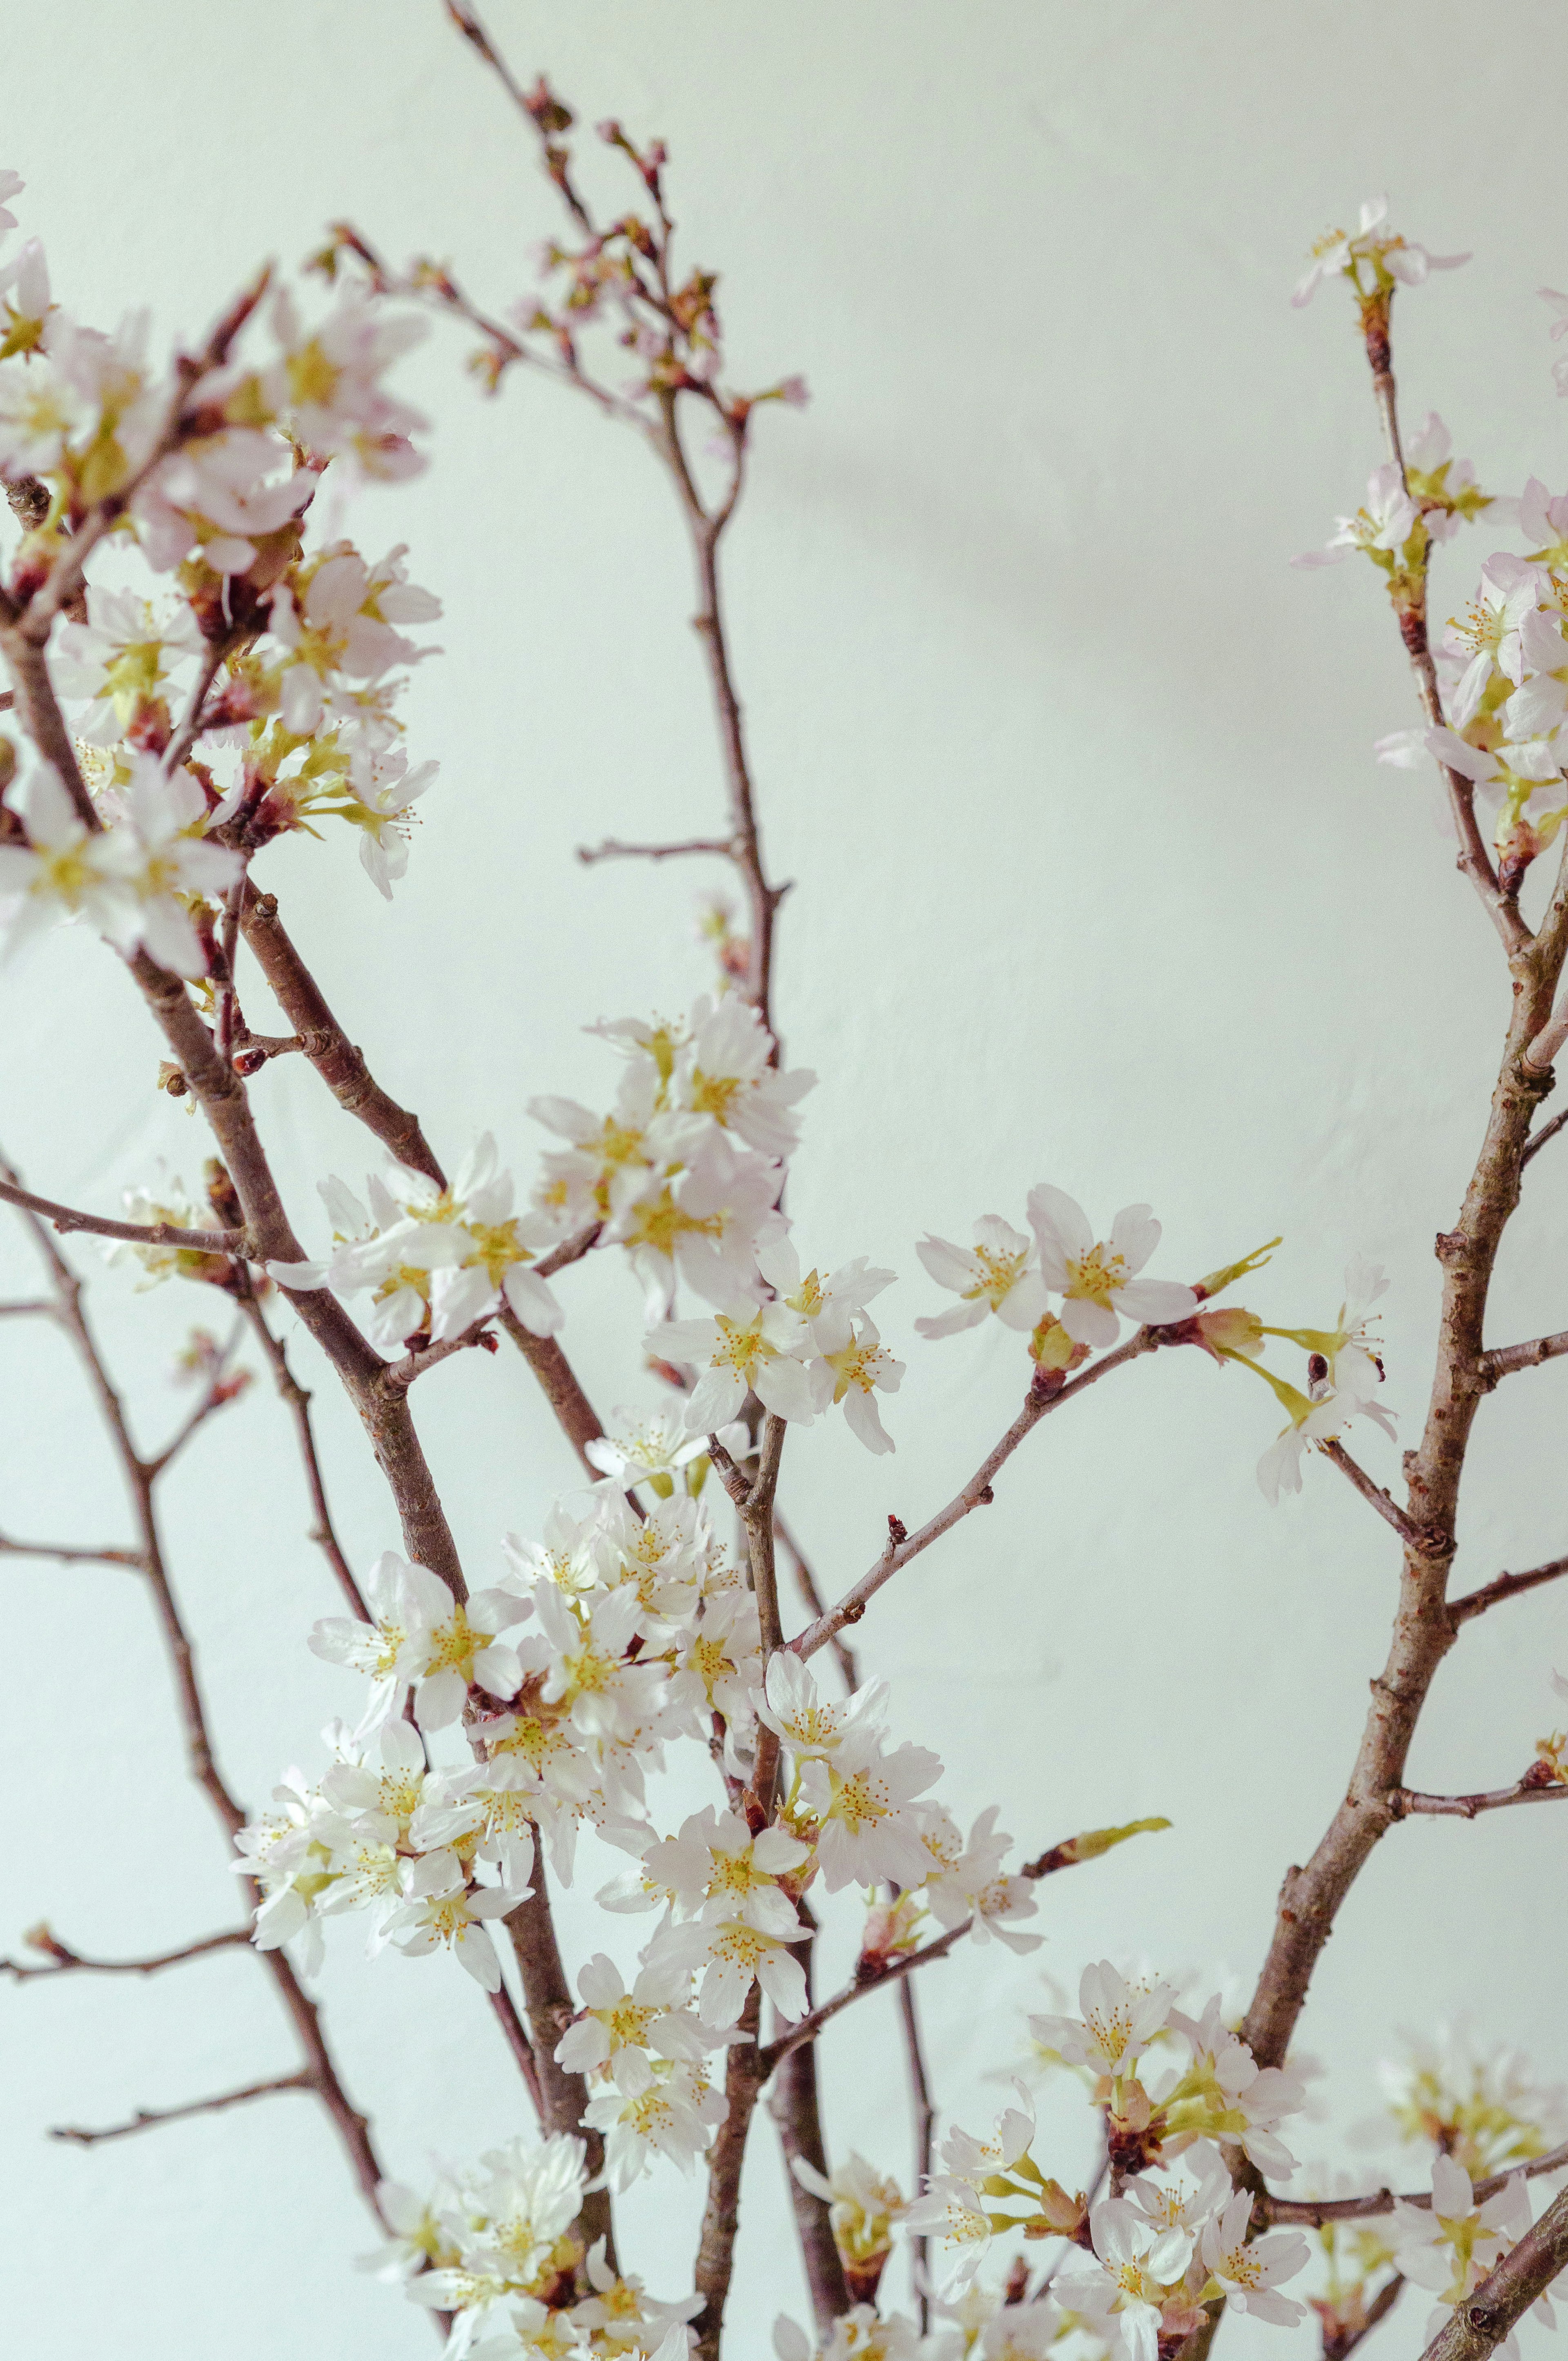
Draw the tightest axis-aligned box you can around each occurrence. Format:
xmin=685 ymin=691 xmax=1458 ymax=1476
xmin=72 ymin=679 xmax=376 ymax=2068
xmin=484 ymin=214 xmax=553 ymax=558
xmin=757 ymin=1920 xmax=972 ymax=2080
xmin=1325 ymin=2273 xmax=1406 ymax=2361
xmin=4 ymin=1186 xmax=390 ymax=2219
xmin=900 ymin=1975 xmax=935 ymax=2332
xmin=1524 ymin=1000 xmax=1568 ymax=1076
xmin=235 ymin=1283 xmax=367 ymax=1620
xmin=0 ymin=1533 xmax=144 ymax=1568
xmin=1450 ymin=1555 xmax=1568 ymax=1625
xmin=1522 ymin=1103 xmax=1568 ymax=1167
xmin=577 ymin=835 xmax=735 ymax=866
xmin=1266 ymin=2139 xmax=1568 ymax=2227
xmin=0 ymin=1175 xmax=245 ymax=1256
xmin=793 ymin=1333 xmax=1159 ymax=1663
xmin=51 ymin=2071 xmax=314 ymax=2147
xmin=775 ymin=1506 xmax=859 ymax=1691
xmin=1417 ymin=2183 xmax=1568 ymax=2361
xmin=2 ymin=1928 xmax=249 ymax=1982
xmin=1390 ymin=1776 xmax=1568 ymax=1820
xmin=1479 ymin=1330 xmax=1568 ymax=1385
xmin=1318 ymin=1438 xmax=1425 ymax=1549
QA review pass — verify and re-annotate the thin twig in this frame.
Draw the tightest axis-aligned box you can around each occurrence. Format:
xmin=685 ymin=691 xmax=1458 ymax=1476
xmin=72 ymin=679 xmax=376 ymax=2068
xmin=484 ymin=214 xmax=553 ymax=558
xmin=1265 ymin=2138 xmax=1568 ymax=2225
xmin=775 ymin=1506 xmax=859 ymax=1691
xmin=757 ymin=1921 xmax=972 ymax=2079
xmin=1450 ymin=1555 xmax=1568 ymax=1625
xmin=900 ymin=1975 xmax=935 ymax=2332
xmin=576 ymin=835 xmax=735 ymax=865
xmin=3 ymin=1185 xmax=391 ymax=2218
xmin=1479 ymin=1330 xmax=1568 ymax=1385
xmin=1318 ymin=1438 xmax=1425 ymax=1550
xmin=236 ymin=1283 xmax=367 ymax=1620
xmin=0 ymin=1533 xmax=145 ymax=1568
xmin=793 ymin=1333 xmax=1159 ymax=1663
xmin=51 ymin=2071 xmax=314 ymax=2147
xmin=1521 ymin=1104 xmax=1568 ymax=1168
xmin=1414 ymin=2184 xmax=1568 ymax=2361
xmin=1390 ymin=1776 xmax=1568 ymax=1820
xmin=1327 ymin=2272 xmax=1406 ymax=2361
xmin=0 ymin=1175 xmax=245 ymax=1256
xmin=2 ymin=1928 xmax=250 ymax=1982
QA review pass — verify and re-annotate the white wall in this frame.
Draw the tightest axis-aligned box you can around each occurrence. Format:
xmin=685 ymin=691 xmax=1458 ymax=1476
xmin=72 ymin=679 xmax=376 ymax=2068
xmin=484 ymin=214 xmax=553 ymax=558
xmin=2 ymin=1 xmax=1566 ymax=2352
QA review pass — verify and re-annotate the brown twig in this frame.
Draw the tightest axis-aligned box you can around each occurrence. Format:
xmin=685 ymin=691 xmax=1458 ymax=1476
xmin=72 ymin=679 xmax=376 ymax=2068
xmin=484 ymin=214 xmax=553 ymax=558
xmin=1450 ymin=1555 xmax=1568 ymax=1625
xmin=0 ymin=1533 xmax=145 ymax=1567
xmin=1521 ymin=1104 xmax=1568 ymax=1167
xmin=792 ymin=1332 xmax=1160 ymax=1662
xmin=1266 ymin=2139 xmax=1568 ymax=2227
xmin=757 ymin=1921 xmax=972 ymax=2080
xmin=1325 ymin=2273 xmax=1406 ymax=2361
xmin=487 ymin=1981 xmax=544 ymax=2120
xmin=235 ymin=1282 xmax=367 ymax=1620
xmin=51 ymin=2071 xmax=315 ymax=2147
xmin=1390 ymin=1777 xmax=1568 ymax=1820
xmin=2 ymin=1928 xmax=249 ymax=1982
xmin=766 ymin=1909 xmax=850 ymax=2338
xmin=775 ymin=1506 xmax=859 ymax=1691
xmin=1479 ymin=1330 xmax=1568 ymax=1385
xmin=4 ymin=1187 xmax=390 ymax=2221
xmin=693 ymin=1985 xmax=764 ymax=2361
xmin=502 ymin=1878 xmax=615 ymax=2267
xmin=0 ymin=1175 xmax=245 ymax=1256
xmin=576 ymin=835 xmax=735 ymax=866
xmin=900 ymin=1975 xmax=935 ymax=2332
xmin=1318 ymin=1438 xmax=1425 ymax=1550
xmin=1417 ymin=2183 xmax=1568 ymax=2361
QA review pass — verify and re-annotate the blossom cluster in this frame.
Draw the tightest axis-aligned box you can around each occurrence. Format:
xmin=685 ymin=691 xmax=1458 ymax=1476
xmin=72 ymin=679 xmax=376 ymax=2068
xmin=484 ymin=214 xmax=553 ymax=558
xmin=0 ymin=168 xmax=439 ymax=980
xmin=238 ymin=1497 xmax=1045 ymax=2196
xmin=362 ymin=2134 xmax=696 ymax=2361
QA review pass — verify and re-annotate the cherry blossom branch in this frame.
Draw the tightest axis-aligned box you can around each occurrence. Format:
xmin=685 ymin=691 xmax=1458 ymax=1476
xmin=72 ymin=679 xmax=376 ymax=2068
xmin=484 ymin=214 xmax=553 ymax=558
xmin=1318 ymin=1438 xmax=1425 ymax=1549
xmin=1 ymin=1927 xmax=249 ymax=1982
xmin=1449 ymin=1554 xmax=1568 ymax=1624
xmin=51 ymin=2070 xmax=315 ymax=2147
xmin=11 ymin=267 xmax=274 ymax=645
xmin=1363 ymin=304 xmax=1530 ymax=958
xmin=1390 ymin=1775 xmax=1568 ymax=1819
xmin=577 ymin=835 xmax=736 ymax=866
xmin=1521 ymin=1105 xmax=1568 ymax=1167
xmin=0 ymin=1174 xmax=245 ymax=1256
xmin=1265 ymin=2140 xmax=1568 ymax=2227
xmin=1240 ymin=886 xmax=1567 ymax=2071
xmin=792 ymin=1331 xmax=1160 ymax=1663
xmin=1478 ymin=1330 xmax=1568 ymax=1384
xmin=1417 ymin=2183 xmax=1568 ymax=2361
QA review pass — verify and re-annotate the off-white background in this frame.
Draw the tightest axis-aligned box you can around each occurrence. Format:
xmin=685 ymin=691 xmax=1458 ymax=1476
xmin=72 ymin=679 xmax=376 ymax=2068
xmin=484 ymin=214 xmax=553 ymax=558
xmin=2 ymin=1 xmax=1566 ymax=2352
